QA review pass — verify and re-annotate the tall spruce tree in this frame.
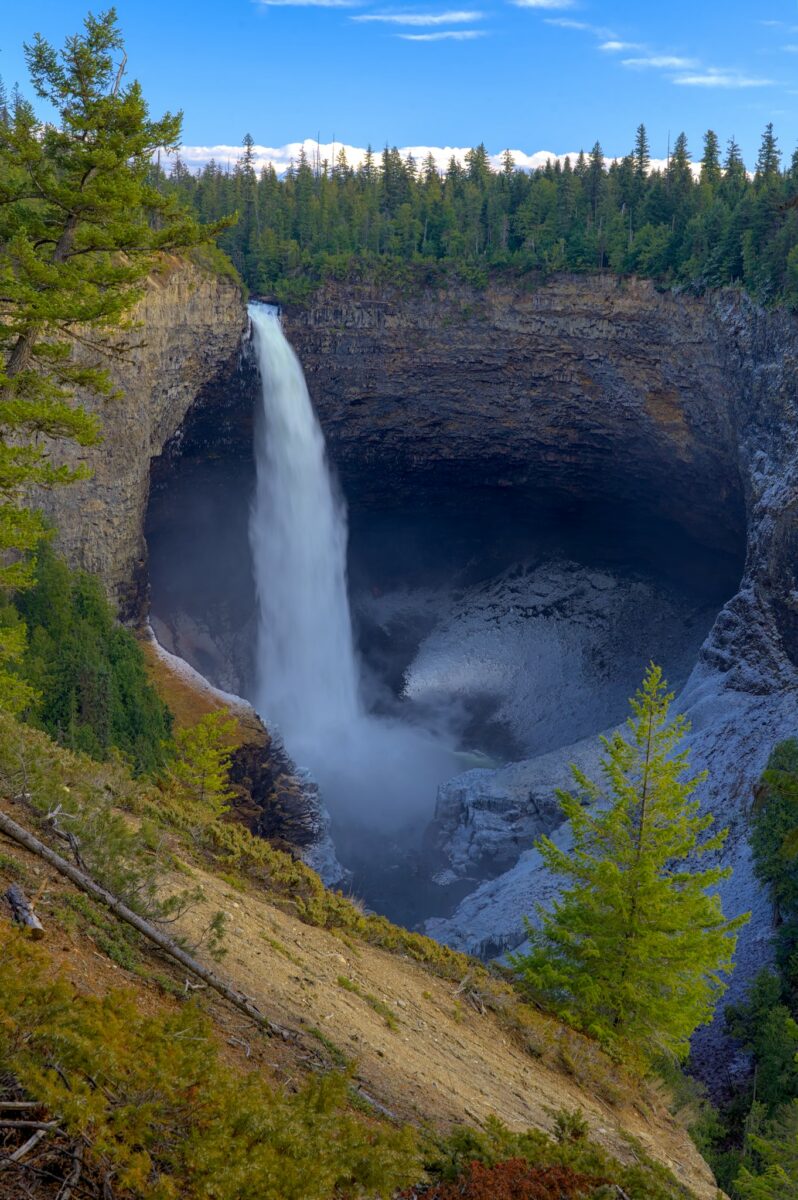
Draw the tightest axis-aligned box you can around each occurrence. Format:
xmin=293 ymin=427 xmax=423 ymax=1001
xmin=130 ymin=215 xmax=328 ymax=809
xmin=633 ymin=123 xmax=650 ymax=178
xmin=700 ymin=130 xmax=722 ymax=187
xmin=0 ymin=9 xmax=228 ymax=710
xmin=512 ymin=665 xmax=748 ymax=1065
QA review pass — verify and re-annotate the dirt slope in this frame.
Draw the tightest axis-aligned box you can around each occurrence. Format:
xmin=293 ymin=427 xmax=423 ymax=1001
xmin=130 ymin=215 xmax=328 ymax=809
xmin=168 ymin=857 xmax=718 ymax=1200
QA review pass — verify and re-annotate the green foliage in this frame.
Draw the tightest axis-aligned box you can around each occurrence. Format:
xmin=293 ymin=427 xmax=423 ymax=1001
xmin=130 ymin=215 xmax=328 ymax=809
xmin=160 ymin=124 xmax=798 ymax=312
xmin=711 ymin=739 xmax=798 ymax=1197
xmin=512 ymin=665 xmax=747 ymax=1066
xmin=752 ymin=739 xmax=798 ymax=922
xmin=0 ymin=711 xmax=187 ymax=922
xmin=427 ymin=1114 xmax=693 ymax=1200
xmin=551 ymin=1107 xmax=590 ymax=1144
xmin=13 ymin=547 xmax=172 ymax=773
xmin=161 ymin=708 xmax=236 ymax=834
xmin=0 ymin=10 xmax=232 ymax=714
xmin=0 ymin=923 xmax=421 ymax=1199
xmin=55 ymin=890 xmax=144 ymax=970
xmin=726 ymin=970 xmax=798 ymax=1114
xmin=736 ymin=1103 xmax=798 ymax=1199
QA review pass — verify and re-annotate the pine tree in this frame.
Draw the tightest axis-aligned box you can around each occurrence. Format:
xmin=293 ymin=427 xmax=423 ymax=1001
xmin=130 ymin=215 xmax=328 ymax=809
xmin=633 ymin=123 xmax=650 ymax=178
xmin=512 ymin=665 xmax=748 ymax=1065
xmin=756 ymin=123 xmax=781 ymax=183
xmin=164 ymin=709 xmax=237 ymax=835
xmin=736 ymin=1103 xmax=798 ymax=1199
xmin=700 ymin=130 xmax=722 ymax=187
xmin=0 ymin=10 xmax=228 ymax=711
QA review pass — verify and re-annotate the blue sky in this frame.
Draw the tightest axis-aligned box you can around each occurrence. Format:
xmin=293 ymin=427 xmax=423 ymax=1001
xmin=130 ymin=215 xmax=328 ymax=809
xmin=2 ymin=1 xmax=798 ymax=172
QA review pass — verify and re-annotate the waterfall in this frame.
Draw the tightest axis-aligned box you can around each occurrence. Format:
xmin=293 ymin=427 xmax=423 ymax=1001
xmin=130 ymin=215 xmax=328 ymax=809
xmin=248 ymin=302 xmax=456 ymax=831
xmin=249 ymin=303 xmax=359 ymax=738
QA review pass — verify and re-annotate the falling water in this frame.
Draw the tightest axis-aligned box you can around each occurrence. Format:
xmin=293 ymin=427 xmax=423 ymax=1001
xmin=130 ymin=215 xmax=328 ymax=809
xmin=249 ymin=303 xmax=359 ymax=734
xmin=249 ymin=302 xmax=456 ymax=832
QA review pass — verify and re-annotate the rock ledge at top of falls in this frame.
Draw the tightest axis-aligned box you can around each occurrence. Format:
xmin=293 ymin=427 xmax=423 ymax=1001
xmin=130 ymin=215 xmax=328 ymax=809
xmin=34 ymin=255 xmax=249 ymax=618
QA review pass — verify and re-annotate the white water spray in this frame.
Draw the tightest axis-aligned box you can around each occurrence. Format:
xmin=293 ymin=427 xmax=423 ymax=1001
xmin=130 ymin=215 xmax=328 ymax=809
xmin=249 ymin=303 xmax=456 ymax=831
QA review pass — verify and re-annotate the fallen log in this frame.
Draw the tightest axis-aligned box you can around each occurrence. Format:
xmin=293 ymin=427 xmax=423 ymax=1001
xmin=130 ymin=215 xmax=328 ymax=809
xmin=0 ymin=807 xmax=296 ymax=1042
xmin=4 ymin=884 xmax=44 ymax=939
xmin=0 ymin=1126 xmax=52 ymax=1172
xmin=58 ymin=1139 xmax=84 ymax=1200
xmin=0 ymin=1119 xmax=58 ymax=1130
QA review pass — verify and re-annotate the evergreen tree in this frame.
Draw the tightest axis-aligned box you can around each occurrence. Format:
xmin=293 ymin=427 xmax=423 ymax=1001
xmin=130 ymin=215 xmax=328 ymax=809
xmin=633 ymin=123 xmax=650 ymax=178
xmin=164 ymin=709 xmax=237 ymax=836
xmin=756 ymin=123 xmax=782 ymax=183
xmin=0 ymin=9 xmax=228 ymax=711
xmin=512 ymin=665 xmax=748 ymax=1065
xmin=700 ymin=130 xmax=722 ymax=187
xmin=736 ymin=1103 xmax=798 ymax=1199
xmin=15 ymin=547 xmax=172 ymax=773
xmin=156 ymin=116 xmax=798 ymax=313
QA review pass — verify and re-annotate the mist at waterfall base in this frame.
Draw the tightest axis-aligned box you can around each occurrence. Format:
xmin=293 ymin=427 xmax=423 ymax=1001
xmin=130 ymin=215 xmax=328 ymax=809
xmin=248 ymin=303 xmax=459 ymax=840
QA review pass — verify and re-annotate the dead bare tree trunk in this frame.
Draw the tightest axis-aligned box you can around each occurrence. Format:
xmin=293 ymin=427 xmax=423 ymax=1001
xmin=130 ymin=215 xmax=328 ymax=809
xmin=0 ymin=808 xmax=294 ymax=1041
xmin=4 ymin=884 xmax=44 ymax=939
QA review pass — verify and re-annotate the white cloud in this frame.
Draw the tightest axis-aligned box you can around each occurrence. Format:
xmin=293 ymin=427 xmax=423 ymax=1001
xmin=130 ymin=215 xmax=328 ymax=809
xmin=513 ymin=0 xmax=576 ymax=8
xmin=176 ymin=140 xmax=581 ymax=176
xmin=543 ymin=18 xmax=617 ymax=37
xmin=622 ymin=54 xmax=698 ymax=69
xmin=256 ymin=0 xmax=359 ymax=6
xmin=353 ymin=9 xmax=483 ymax=23
xmin=173 ymin=140 xmax=712 ymax=178
xmin=398 ymin=28 xmax=484 ymax=38
xmin=674 ymin=68 xmax=773 ymax=88
xmin=599 ymin=40 xmax=642 ymax=52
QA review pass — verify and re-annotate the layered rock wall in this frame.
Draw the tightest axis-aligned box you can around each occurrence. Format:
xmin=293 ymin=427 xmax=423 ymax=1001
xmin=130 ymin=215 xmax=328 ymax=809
xmin=33 ymin=257 xmax=248 ymax=617
xmin=283 ymin=276 xmax=747 ymax=556
xmin=282 ymin=276 xmax=798 ymax=1072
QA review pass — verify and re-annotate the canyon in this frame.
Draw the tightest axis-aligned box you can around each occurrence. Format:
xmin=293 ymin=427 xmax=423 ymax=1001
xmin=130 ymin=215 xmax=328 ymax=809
xmin=41 ymin=263 xmax=798 ymax=1084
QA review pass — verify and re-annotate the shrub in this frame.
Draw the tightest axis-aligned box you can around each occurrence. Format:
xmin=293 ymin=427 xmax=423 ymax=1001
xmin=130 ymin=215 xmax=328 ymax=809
xmin=15 ymin=547 xmax=172 ymax=774
xmin=397 ymin=1158 xmax=607 ymax=1199
xmin=159 ymin=708 xmax=237 ymax=835
xmin=0 ymin=923 xmax=421 ymax=1200
xmin=424 ymin=1116 xmax=692 ymax=1200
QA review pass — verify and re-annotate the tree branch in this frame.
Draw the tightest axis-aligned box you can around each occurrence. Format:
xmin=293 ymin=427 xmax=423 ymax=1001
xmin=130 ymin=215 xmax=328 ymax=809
xmin=0 ymin=806 xmax=297 ymax=1042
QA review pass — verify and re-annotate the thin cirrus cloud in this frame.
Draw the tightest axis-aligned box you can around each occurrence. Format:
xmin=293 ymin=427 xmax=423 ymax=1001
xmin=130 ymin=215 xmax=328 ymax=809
xmin=599 ymin=41 xmax=643 ymax=53
xmin=538 ymin=13 xmax=775 ymax=92
xmin=673 ymin=68 xmax=773 ymax=88
xmin=512 ymin=0 xmax=575 ymax=9
xmin=256 ymin=0 xmax=360 ymax=6
xmin=622 ymin=55 xmax=698 ymax=70
xmin=398 ymin=28 xmax=485 ymax=38
xmin=544 ymin=18 xmax=618 ymax=38
xmin=352 ymin=10 xmax=484 ymax=24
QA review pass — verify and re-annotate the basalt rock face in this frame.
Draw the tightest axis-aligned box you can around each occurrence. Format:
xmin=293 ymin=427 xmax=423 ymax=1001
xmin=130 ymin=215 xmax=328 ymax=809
xmin=34 ymin=258 xmax=248 ymax=619
xmin=283 ymin=275 xmax=798 ymax=1083
xmin=31 ymin=263 xmax=342 ymax=880
xmin=284 ymin=271 xmax=797 ymax=704
xmin=283 ymin=275 xmax=747 ymax=558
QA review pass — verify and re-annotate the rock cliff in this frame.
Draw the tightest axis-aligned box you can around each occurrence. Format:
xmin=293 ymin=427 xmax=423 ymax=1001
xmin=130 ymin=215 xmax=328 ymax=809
xmin=61 ymin=268 xmax=798 ymax=1085
xmin=34 ymin=256 xmax=248 ymax=618
xmin=282 ymin=275 xmax=798 ymax=1082
xmin=28 ymin=258 xmax=343 ymax=881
